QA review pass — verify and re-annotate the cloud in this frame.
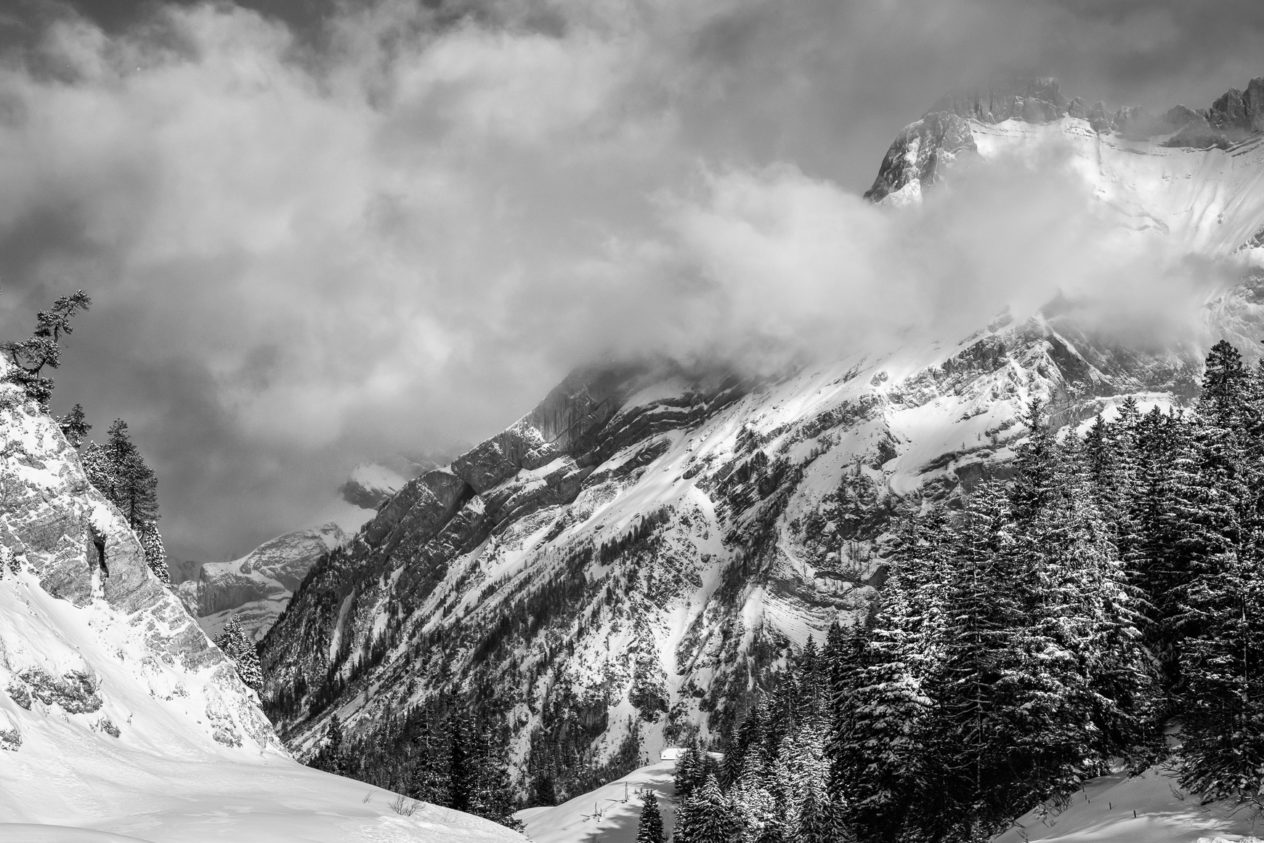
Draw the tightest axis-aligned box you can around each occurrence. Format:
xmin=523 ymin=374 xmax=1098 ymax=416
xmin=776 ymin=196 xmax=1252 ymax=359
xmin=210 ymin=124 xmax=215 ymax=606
xmin=0 ymin=0 xmax=1260 ymax=558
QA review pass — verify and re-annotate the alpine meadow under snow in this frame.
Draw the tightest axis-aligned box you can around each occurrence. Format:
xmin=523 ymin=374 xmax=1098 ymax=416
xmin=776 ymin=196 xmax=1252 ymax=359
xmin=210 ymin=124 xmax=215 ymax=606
xmin=8 ymin=2 xmax=1264 ymax=842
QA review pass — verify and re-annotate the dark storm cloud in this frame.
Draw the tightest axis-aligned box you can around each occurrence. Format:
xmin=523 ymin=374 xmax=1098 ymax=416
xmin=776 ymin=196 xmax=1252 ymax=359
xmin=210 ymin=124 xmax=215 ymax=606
xmin=0 ymin=0 xmax=1260 ymax=559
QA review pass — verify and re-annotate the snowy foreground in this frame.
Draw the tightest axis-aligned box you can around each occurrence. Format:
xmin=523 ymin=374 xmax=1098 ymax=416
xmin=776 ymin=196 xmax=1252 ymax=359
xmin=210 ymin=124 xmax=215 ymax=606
xmin=516 ymin=759 xmax=679 ymax=843
xmin=994 ymin=767 xmax=1264 ymax=843
xmin=0 ymin=746 xmax=524 ymax=842
xmin=516 ymin=755 xmax=1264 ymax=843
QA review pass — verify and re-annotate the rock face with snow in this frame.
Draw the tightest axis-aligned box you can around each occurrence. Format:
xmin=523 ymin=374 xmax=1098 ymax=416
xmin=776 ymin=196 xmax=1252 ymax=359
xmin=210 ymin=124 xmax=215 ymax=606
xmin=0 ymin=360 xmax=280 ymax=756
xmin=0 ymin=360 xmax=525 ymax=842
xmin=177 ymin=523 xmax=346 ymax=641
xmin=260 ymin=78 xmax=1264 ymax=800
xmin=868 ymin=76 xmax=1264 ymax=203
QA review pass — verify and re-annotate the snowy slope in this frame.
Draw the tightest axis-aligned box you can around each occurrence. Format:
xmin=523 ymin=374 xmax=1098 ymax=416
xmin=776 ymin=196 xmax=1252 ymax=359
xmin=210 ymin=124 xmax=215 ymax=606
xmin=260 ymin=77 xmax=1264 ymax=802
xmin=993 ymin=766 xmax=1264 ymax=843
xmin=517 ymin=758 xmax=680 ymax=843
xmin=0 ymin=360 xmax=523 ymax=842
xmin=178 ymin=523 xmax=347 ymax=641
xmin=972 ymin=118 xmax=1264 ymax=256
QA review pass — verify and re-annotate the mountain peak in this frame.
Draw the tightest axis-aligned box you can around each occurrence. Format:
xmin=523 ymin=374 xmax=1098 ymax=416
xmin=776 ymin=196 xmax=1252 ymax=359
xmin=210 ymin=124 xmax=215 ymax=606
xmin=927 ymin=76 xmax=1075 ymax=124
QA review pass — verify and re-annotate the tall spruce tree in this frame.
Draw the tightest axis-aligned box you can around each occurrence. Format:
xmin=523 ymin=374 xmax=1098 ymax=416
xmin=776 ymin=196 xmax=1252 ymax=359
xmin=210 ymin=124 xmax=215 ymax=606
xmin=636 ymin=791 xmax=664 ymax=843
xmin=84 ymin=419 xmax=167 ymax=581
xmin=1176 ymin=340 xmax=1264 ymax=801
xmin=674 ymin=775 xmax=741 ymax=843
xmin=215 ymin=616 xmax=263 ymax=694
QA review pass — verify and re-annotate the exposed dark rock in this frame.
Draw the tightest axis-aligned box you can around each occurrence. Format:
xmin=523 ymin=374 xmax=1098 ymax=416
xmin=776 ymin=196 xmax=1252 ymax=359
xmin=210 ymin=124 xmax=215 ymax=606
xmin=17 ymin=668 xmax=103 ymax=714
xmin=7 ymin=682 xmax=31 ymax=710
xmin=864 ymin=111 xmax=976 ymax=202
xmin=928 ymin=76 xmax=1069 ymax=123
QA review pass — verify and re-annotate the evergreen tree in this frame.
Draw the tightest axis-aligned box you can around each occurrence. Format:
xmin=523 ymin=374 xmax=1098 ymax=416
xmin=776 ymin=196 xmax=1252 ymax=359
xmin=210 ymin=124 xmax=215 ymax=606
xmin=674 ymin=739 xmax=705 ymax=799
xmin=81 ymin=441 xmax=116 ymax=502
xmin=105 ymin=420 xmax=160 ymax=529
xmin=448 ymin=716 xmax=474 ymax=813
xmin=1 ymin=290 xmax=90 ymax=408
xmin=635 ymin=791 xmax=664 ymax=843
xmin=798 ymin=788 xmax=854 ymax=843
xmin=58 ymin=403 xmax=90 ymax=449
xmin=138 ymin=521 xmax=170 ymax=583
xmin=1176 ymin=340 xmax=1264 ymax=801
xmin=674 ymin=775 xmax=740 ymax=843
xmin=312 ymin=715 xmax=346 ymax=775
xmin=83 ymin=419 xmax=167 ymax=581
xmin=215 ymin=616 xmax=263 ymax=693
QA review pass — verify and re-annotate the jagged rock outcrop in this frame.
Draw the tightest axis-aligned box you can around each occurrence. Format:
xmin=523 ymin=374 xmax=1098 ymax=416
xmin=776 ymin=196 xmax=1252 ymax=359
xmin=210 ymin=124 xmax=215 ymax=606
xmin=1207 ymin=77 xmax=1264 ymax=135
xmin=867 ymin=76 xmax=1264 ymax=203
xmin=863 ymin=111 xmax=977 ymax=204
xmin=177 ymin=523 xmax=346 ymax=641
xmin=927 ymin=76 xmax=1072 ymax=124
xmin=0 ymin=358 xmax=283 ymax=755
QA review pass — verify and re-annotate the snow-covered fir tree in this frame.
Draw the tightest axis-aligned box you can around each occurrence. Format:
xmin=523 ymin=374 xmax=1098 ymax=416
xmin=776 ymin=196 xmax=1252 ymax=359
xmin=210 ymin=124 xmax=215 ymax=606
xmin=673 ymin=775 xmax=741 ymax=843
xmin=635 ymin=791 xmax=664 ymax=843
xmin=215 ymin=616 xmax=263 ymax=694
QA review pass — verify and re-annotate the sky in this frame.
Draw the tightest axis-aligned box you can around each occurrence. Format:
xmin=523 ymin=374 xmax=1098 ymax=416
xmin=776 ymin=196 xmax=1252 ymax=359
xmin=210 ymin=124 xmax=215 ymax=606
xmin=0 ymin=0 xmax=1262 ymax=560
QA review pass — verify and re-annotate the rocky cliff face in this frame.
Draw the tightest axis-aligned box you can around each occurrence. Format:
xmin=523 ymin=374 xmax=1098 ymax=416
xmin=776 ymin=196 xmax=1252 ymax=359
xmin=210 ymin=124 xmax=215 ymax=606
xmin=177 ymin=523 xmax=347 ymax=641
xmin=259 ymin=77 xmax=1264 ymax=801
xmin=867 ymin=76 xmax=1264 ymax=203
xmin=0 ymin=358 xmax=283 ymax=757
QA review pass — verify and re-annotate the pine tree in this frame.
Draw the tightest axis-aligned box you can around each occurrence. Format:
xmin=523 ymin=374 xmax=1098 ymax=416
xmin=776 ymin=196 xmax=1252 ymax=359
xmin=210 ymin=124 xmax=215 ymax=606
xmin=674 ymin=775 xmax=740 ymax=843
xmin=836 ymin=563 xmax=934 ymax=841
xmin=138 ymin=520 xmax=170 ymax=583
xmin=81 ymin=441 xmax=116 ymax=501
xmin=636 ymin=791 xmax=664 ymax=843
xmin=798 ymin=788 xmax=854 ymax=843
xmin=83 ymin=419 xmax=167 ymax=581
xmin=448 ymin=716 xmax=474 ymax=812
xmin=1176 ymin=340 xmax=1264 ymax=801
xmin=927 ymin=477 xmax=1031 ymax=837
xmin=314 ymin=714 xmax=345 ymax=775
xmin=58 ymin=403 xmax=90 ymax=449
xmin=215 ymin=616 xmax=263 ymax=693
xmin=674 ymin=739 xmax=705 ymax=799
xmin=2 ymin=290 xmax=90 ymax=408
xmin=105 ymin=420 xmax=160 ymax=530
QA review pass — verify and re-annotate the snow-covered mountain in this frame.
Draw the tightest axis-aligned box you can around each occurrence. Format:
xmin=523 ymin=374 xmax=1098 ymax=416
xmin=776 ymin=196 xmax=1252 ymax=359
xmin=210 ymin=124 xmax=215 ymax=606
xmin=341 ymin=462 xmax=412 ymax=510
xmin=177 ymin=523 xmax=346 ymax=641
xmin=0 ymin=359 xmax=524 ymax=842
xmin=259 ymin=76 xmax=1264 ymax=800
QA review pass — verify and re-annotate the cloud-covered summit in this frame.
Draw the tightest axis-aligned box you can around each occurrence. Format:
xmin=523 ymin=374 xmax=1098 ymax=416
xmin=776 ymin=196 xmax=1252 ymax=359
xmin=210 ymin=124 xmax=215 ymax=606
xmin=0 ymin=0 xmax=1262 ymax=558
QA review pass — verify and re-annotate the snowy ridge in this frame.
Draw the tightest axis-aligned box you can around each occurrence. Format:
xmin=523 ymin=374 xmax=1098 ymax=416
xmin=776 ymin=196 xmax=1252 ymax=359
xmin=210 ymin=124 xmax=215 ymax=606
xmin=0 ymin=361 xmax=524 ymax=842
xmin=178 ymin=522 xmax=347 ymax=641
xmin=969 ymin=117 xmax=1264 ymax=255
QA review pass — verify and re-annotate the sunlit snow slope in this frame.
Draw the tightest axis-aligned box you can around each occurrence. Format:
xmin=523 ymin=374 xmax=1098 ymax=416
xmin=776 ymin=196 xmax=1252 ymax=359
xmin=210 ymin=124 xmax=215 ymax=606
xmin=516 ymin=757 xmax=680 ymax=843
xmin=0 ymin=360 xmax=523 ymax=843
xmin=992 ymin=766 xmax=1263 ymax=843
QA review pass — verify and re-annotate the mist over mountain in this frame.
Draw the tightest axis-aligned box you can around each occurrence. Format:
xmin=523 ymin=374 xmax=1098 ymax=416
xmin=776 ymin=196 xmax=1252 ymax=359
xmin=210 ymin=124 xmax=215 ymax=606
xmin=7 ymin=2 xmax=1264 ymax=842
xmin=3 ymin=0 xmax=1264 ymax=561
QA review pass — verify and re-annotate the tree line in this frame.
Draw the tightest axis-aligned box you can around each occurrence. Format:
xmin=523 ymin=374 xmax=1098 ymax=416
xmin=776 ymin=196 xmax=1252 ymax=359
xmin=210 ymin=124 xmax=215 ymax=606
xmin=637 ymin=339 xmax=1264 ymax=842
